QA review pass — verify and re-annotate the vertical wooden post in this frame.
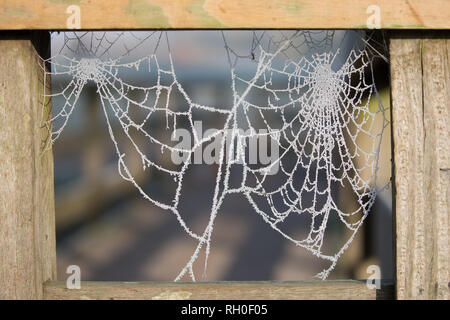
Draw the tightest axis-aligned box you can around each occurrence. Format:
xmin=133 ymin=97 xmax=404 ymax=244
xmin=0 ymin=32 xmax=56 ymax=299
xmin=390 ymin=32 xmax=449 ymax=300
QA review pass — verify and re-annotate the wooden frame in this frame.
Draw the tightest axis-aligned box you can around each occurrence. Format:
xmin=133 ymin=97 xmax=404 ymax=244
xmin=0 ymin=0 xmax=448 ymax=300
xmin=0 ymin=0 xmax=448 ymax=29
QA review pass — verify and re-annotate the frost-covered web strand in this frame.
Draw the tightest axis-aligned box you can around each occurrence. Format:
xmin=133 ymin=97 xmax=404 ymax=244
xmin=41 ymin=30 xmax=389 ymax=280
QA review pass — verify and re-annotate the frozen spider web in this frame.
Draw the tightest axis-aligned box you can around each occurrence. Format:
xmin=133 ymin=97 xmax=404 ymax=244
xmin=41 ymin=30 xmax=389 ymax=280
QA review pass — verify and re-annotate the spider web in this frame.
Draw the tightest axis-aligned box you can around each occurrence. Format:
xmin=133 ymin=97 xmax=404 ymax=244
xmin=41 ymin=30 xmax=389 ymax=280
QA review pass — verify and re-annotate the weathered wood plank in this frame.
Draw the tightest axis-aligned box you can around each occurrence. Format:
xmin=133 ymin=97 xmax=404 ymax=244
xmin=0 ymin=0 xmax=448 ymax=30
xmin=422 ymin=38 xmax=450 ymax=300
xmin=0 ymin=34 xmax=56 ymax=299
xmin=44 ymin=281 xmax=394 ymax=300
xmin=390 ymin=33 xmax=449 ymax=300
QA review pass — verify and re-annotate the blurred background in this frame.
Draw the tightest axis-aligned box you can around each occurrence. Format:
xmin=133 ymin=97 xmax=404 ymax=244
xmin=51 ymin=30 xmax=393 ymax=282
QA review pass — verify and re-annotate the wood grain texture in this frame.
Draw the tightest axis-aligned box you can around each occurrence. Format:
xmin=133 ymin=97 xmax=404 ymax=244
xmin=422 ymin=38 xmax=450 ymax=300
xmin=390 ymin=33 xmax=449 ymax=300
xmin=0 ymin=37 xmax=56 ymax=299
xmin=44 ymin=281 xmax=394 ymax=300
xmin=0 ymin=0 xmax=448 ymax=30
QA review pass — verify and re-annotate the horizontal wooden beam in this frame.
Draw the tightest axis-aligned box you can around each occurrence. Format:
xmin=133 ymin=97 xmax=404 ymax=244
xmin=44 ymin=281 xmax=394 ymax=300
xmin=0 ymin=0 xmax=449 ymax=30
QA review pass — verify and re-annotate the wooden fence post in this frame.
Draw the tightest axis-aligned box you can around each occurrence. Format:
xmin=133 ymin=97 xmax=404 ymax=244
xmin=0 ymin=32 xmax=56 ymax=299
xmin=390 ymin=32 xmax=449 ymax=300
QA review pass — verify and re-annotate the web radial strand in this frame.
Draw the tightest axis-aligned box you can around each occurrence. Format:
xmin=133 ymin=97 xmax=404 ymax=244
xmin=42 ymin=30 xmax=389 ymax=281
